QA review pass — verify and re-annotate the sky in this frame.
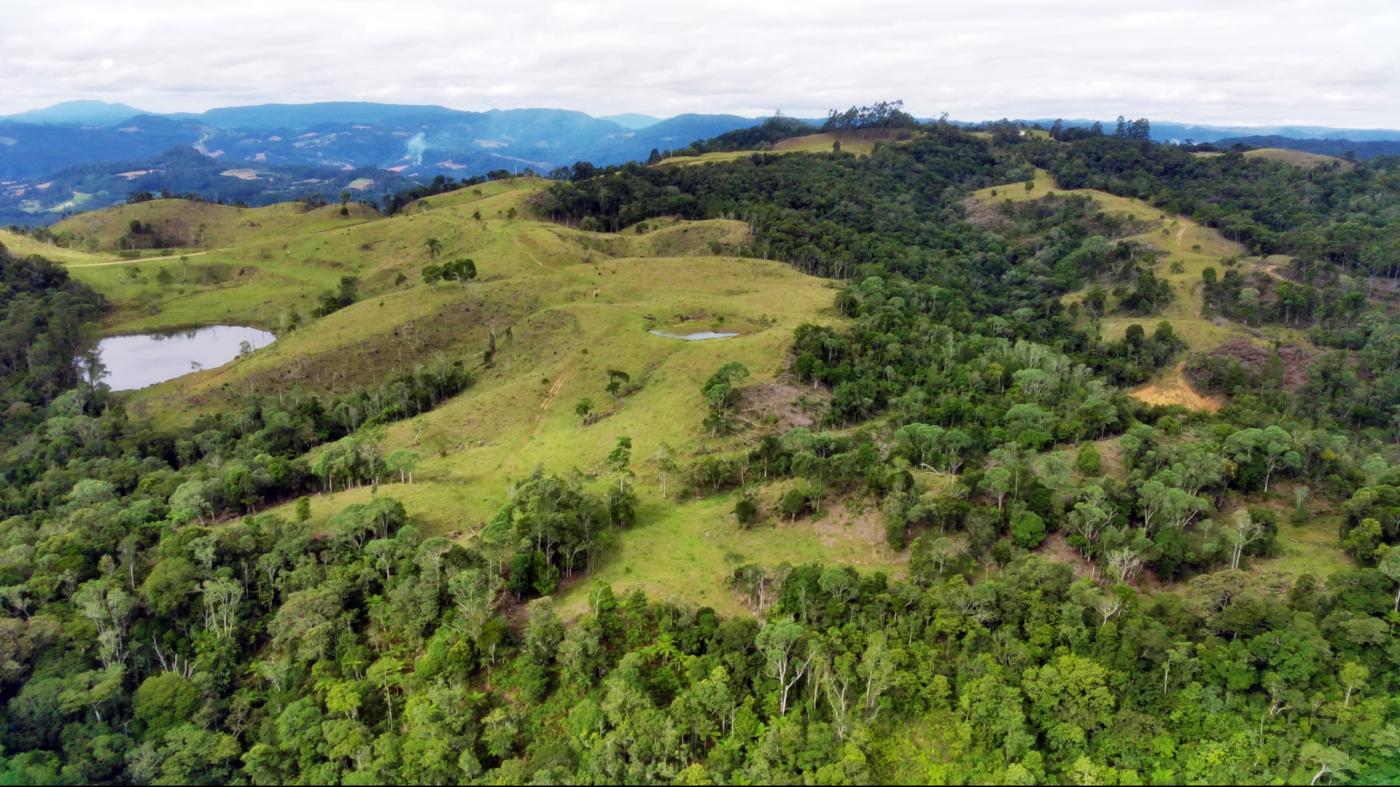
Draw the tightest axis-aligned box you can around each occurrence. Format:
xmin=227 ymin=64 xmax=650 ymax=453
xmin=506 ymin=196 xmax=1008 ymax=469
xmin=3 ymin=0 xmax=1399 ymax=127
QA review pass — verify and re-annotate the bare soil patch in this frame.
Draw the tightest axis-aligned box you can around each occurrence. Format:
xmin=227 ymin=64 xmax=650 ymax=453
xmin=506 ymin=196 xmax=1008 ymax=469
xmin=1208 ymin=338 xmax=1314 ymax=390
xmin=737 ymin=381 xmax=829 ymax=431
xmin=1037 ymin=532 xmax=1097 ymax=580
xmin=807 ymin=498 xmax=896 ymax=554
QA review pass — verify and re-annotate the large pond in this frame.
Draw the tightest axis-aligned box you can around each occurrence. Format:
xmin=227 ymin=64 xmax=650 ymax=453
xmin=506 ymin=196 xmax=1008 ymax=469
xmin=95 ymin=325 xmax=275 ymax=391
xmin=648 ymin=329 xmax=739 ymax=341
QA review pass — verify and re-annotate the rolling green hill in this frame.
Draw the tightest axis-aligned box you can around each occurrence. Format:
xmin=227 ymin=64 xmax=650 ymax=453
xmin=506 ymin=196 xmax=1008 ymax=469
xmin=27 ymin=178 xmax=884 ymax=613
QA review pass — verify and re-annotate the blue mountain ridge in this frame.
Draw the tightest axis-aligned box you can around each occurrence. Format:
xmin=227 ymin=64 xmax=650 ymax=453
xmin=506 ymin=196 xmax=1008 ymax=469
xmin=4 ymin=101 xmax=1399 ymax=226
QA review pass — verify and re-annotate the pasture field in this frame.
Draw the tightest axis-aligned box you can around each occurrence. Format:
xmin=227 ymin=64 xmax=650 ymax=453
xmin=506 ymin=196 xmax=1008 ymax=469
xmin=1244 ymin=147 xmax=1353 ymax=169
xmin=55 ymin=178 xmax=914 ymax=610
xmin=657 ymin=130 xmax=896 ymax=166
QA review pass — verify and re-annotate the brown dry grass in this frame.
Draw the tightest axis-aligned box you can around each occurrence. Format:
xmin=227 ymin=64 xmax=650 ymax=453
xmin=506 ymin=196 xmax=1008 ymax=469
xmin=1130 ymin=362 xmax=1226 ymax=413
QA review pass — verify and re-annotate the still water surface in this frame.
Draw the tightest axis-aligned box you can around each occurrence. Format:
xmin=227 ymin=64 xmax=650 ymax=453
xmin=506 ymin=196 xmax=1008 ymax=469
xmin=97 ymin=325 xmax=275 ymax=391
xmin=648 ymin=329 xmax=739 ymax=341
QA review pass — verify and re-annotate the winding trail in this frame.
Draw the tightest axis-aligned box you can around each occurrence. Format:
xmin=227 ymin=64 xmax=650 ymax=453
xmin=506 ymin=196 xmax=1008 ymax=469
xmin=66 ymin=248 xmax=222 ymax=268
xmin=511 ymin=231 xmax=548 ymax=269
xmin=531 ymin=368 xmax=571 ymax=431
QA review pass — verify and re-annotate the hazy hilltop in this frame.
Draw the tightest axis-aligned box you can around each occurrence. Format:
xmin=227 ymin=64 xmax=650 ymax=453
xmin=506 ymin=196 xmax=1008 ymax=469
xmin=597 ymin=112 xmax=662 ymax=129
xmin=0 ymin=102 xmax=765 ymax=224
xmin=0 ymin=99 xmax=152 ymax=126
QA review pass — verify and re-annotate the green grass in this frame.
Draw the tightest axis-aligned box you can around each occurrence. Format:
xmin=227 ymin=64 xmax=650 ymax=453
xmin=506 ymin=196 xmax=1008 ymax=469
xmin=1254 ymin=491 xmax=1352 ymax=579
xmin=0 ymin=229 xmax=109 ymax=264
xmin=264 ymin=482 xmax=484 ymax=538
xmin=1264 ymin=518 xmax=1351 ymax=578
xmin=1243 ymin=147 xmax=1353 ymax=170
xmin=44 ymin=179 xmax=905 ymax=611
xmin=52 ymin=198 xmax=382 ymax=250
xmin=557 ymin=493 xmax=900 ymax=618
xmin=657 ymin=132 xmax=892 ymax=167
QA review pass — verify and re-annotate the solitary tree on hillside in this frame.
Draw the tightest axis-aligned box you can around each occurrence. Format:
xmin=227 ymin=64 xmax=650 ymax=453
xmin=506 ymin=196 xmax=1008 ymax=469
xmin=606 ymin=437 xmax=633 ymax=494
xmin=424 ymin=238 xmax=442 ymax=258
xmin=650 ymin=443 xmax=677 ymax=499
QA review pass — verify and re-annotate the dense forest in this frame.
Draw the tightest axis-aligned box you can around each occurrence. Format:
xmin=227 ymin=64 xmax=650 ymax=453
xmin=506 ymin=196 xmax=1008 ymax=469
xmin=2 ymin=116 xmax=1399 ymax=785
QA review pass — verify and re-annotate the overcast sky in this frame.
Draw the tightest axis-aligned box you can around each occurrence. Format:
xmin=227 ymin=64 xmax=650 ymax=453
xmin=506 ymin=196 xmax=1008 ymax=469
xmin=3 ymin=0 xmax=1398 ymax=127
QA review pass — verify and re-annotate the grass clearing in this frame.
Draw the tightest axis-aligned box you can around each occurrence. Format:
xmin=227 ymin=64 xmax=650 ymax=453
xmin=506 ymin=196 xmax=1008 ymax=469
xmin=1244 ymin=147 xmax=1354 ymax=170
xmin=557 ymin=494 xmax=900 ymax=618
xmin=1250 ymin=486 xmax=1352 ymax=579
xmin=49 ymin=180 xmax=903 ymax=611
xmin=657 ymin=130 xmax=904 ymax=167
xmin=1261 ymin=515 xmax=1352 ymax=578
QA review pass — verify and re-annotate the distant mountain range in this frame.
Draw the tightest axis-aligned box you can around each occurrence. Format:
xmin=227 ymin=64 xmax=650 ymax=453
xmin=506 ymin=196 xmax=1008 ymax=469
xmin=0 ymin=101 xmax=763 ymax=225
xmin=3 ymin=100 xmax=1399 ymax=227
xmin=1012 ymin=118 xmax=1400 ymax=144
xmin=1 ymin=100 xmax=153 ymax=126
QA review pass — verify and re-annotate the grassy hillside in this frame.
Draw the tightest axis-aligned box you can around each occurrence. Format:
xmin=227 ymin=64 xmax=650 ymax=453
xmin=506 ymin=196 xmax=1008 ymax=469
xmin=56 ymin=146 xmax=1360 ymax=611
xmin=48 ymin=177 xmax=907 ymax=612
xmin=1243 ymin=146 xmax=1354 ymax=169
xmin=970 ymin=168 xmax=1314 ymax=410
xmin=52 ymin=198 xmax=383 ymax=250
xmin=0 ymin=228 xmax=108 ymax=264
xmin=657 ymin=130 xmax=892 ymax=166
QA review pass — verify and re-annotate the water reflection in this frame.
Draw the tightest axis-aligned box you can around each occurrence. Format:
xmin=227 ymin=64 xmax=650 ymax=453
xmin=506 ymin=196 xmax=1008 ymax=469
xmin=94 ymin=325 xmax=275 ymax=391
xmin=648 ymin=329 xmax=739 ymax=341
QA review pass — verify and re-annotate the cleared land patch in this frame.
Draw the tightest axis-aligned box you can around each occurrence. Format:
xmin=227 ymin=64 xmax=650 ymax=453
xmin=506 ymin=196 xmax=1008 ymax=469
xmin=1130 ymin=361 xmax=1225 ymax=413
xmin=1244 ymin=147 xmax=1354 ymax=170
xmin=657 ymin=129 xmax=909 ymax=167
xmin=972 ymin=168 xmax=1313 ymax=410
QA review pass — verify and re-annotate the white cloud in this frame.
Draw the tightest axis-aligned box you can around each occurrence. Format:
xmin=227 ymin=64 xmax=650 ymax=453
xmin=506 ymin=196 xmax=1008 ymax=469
xmin=1 ymin=0 xmax=1397 ymax=126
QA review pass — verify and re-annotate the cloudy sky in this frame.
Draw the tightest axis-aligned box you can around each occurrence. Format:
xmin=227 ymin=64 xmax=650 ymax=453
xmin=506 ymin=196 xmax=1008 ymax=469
xmin=3 ymin=0 xmax=1398 ymax=127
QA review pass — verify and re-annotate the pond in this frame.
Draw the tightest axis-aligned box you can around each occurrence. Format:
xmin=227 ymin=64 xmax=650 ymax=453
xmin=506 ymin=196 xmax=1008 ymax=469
xmin=648 ymin=329 xmax=739 ymax=341
xmin=95 ymin=325 xmax=276 ymax=391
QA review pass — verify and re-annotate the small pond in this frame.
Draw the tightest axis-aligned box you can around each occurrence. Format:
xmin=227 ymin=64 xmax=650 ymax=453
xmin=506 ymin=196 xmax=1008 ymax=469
xmin=648 ymin=329 xmax=739 ymax=341
xmin=95 ymin=325 xmax=275 ymax=391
